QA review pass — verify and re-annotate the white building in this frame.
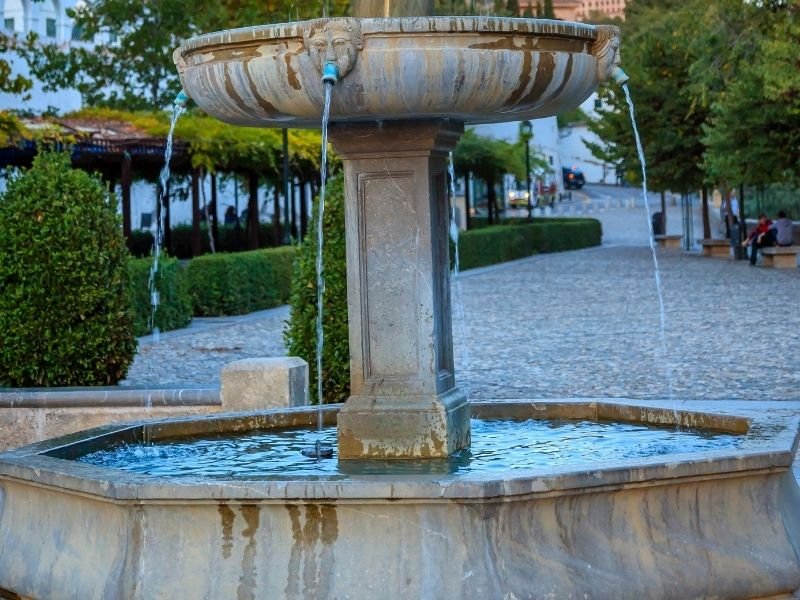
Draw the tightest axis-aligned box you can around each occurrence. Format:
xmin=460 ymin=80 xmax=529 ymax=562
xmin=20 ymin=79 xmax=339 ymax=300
xmin=557 ymin=93 xmax=617 ymax=185
xmin=474 ymin=115 xmax=564 ymax=191
xmin=0 ymin=0 xmax=83 ymax=113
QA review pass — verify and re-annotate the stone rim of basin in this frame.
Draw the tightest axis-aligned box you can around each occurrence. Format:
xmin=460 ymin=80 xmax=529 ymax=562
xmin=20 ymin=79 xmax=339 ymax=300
xmin=0 ymin=401 xmax=796 ymax=502
xmin=173 ymin=17 xmax=621 ymax=127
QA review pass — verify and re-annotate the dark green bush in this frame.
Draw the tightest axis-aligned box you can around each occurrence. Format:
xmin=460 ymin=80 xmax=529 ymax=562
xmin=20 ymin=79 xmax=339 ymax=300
xmin=127 ymin=257 xmax=192 ymax=336
xmin=284 ymin=176 xmax=349 ymax=405
xmin=0 ymin=152 xmax=136 ymax=386
xmin=457 ymin=218 xmax=602 ymax=269
xmin=128 ymin=224 xmax=278 ymax=259
xmin=128 ymin=229 xmax=154 ymax=257
xmin=185 ymin=246 xmax=296 ymax=316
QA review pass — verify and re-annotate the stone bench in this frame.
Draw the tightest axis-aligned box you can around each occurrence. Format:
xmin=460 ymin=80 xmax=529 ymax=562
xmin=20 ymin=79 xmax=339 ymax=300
xmin=761 ymin=246 xmax=799 ymax=269
xmin=654 ymin=234 xmax=682 ymax=249
xmin=699 ymin=238 xmax=731 ymax=258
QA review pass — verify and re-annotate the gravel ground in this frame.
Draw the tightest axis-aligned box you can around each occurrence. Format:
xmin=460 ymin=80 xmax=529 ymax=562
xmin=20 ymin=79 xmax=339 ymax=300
xmin=123 ymin=199 xmax=800 ymax=403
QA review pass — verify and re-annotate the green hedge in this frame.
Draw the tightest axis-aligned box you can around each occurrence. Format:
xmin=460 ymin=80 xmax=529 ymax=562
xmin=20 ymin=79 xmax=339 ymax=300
xmin=128 ymin=224 xmax=279 ymax=259
xmin=185 ymin=246 xmax=296 ymax=316
xmin=457 ymin=218 xmax=602 ymax=270
xmin=127 ymin=257 xmax=193 ymax=336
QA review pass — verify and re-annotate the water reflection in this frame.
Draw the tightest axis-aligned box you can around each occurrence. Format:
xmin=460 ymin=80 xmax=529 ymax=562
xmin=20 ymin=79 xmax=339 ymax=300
xmin=77 ymin=418 xmax=740 ymax=480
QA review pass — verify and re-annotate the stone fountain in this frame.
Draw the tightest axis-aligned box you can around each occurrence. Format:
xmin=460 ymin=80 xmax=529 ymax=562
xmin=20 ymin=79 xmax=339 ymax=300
xmin=172 ymin=7 xmax=623 ymax=460
xmin=1 ymin=3 xmax=799 ymax=599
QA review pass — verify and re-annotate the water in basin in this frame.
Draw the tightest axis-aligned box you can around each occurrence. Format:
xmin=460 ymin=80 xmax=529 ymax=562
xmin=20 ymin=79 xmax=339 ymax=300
xmin=76 ymin=418 xmax=741 ymax=479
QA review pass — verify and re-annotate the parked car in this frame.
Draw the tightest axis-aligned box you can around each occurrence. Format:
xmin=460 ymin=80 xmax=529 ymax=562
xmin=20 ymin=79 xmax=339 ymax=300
xmin=562 ymin=166 xmax=585 ymax=190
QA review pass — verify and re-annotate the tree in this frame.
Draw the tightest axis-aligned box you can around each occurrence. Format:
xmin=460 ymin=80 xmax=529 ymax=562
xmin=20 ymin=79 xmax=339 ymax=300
xmin=542 ymin=0 xmax=555 ymax=19
xmin=0 ymin=34 xmax=33 ymax=97
xmin=453 ymin=129 xmax=528 ymax=225
xmin=506 ymin=0 xmax=520 ymax=16
xmin=18 ymin=0 xmax=350 ymax=111
xmin=586 ymin=0 xmax=708 ymax=194
xmin=691 ymin=0 xmax=799 ymax=187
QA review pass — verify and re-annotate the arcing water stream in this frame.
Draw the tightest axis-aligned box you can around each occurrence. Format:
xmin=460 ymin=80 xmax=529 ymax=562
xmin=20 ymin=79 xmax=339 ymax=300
xmin=302 ymin=81 xmax=334 ymax=460
xmin=147 ymin=102 xmax=186 ymax=340
xmin=621 ymin=84 xmax=674 ymax=403
xmin=448 ymin=152 xmax=471 ymax=399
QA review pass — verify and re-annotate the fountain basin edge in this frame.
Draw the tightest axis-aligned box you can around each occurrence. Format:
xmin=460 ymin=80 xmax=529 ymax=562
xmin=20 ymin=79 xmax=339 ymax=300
xmin=1 ymin=400 xmax=799 ymax=599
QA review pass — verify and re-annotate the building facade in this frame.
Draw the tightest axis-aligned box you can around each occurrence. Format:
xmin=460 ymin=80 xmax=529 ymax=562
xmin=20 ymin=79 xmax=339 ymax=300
xmin=518 ymin=0 xmax=626 ymax=21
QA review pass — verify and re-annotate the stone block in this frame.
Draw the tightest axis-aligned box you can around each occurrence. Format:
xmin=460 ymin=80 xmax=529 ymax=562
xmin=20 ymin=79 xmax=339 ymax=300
xmin=220 ymin=357 xmax=308 ymax=411
xmin=654 ymin=234 xmax=682 ymax=249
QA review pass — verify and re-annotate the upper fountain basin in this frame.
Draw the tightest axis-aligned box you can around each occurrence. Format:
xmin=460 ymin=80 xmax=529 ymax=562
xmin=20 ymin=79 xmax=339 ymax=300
xmin=174 ymin=17 xmax=621 ymax=128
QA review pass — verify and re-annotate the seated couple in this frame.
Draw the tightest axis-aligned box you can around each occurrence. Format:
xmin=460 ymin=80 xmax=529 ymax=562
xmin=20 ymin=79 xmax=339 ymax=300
xmin=742 ymin=211 xmax=794 ymax=265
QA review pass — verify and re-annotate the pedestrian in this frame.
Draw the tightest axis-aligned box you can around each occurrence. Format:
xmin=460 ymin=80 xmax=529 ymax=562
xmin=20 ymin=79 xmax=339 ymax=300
xmin=224 ymin=206 xmax=238 ymax=226
xmin=742 ymin=213 xmax=772 ymax=265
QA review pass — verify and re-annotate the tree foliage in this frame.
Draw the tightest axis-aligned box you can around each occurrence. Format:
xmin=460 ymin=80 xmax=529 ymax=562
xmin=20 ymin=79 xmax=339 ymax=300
xmin=586 ymin=0 xmax=706 ymax=193
xmin=0 ymin=33 xmax=33 ymax=97
xmin=587 ymin=0 xmax=798 ymax=191
xmin=18 ymin=0 xmax=349 ymax=111
xmin=64 ymin=106 xmax=326 ymax=179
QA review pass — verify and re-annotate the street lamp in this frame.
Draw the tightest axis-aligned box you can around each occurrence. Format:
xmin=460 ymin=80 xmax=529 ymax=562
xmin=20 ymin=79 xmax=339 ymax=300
xmin=519 ymin=120 xmax=533 ymax=221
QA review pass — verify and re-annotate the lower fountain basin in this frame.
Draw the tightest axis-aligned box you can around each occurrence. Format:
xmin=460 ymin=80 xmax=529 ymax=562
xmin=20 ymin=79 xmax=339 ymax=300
xmin=1 ymin=400 xmax=799 ymax=599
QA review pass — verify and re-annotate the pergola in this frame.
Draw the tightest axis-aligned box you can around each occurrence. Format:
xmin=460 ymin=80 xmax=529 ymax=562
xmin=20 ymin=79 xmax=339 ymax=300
xmin=0 ymin=116 xmax=313 ymax=255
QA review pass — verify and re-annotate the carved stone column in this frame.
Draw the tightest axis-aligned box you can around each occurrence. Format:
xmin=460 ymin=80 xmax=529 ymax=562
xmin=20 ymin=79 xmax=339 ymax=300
xmin=331 ymin=120 xmax=470 ymax=459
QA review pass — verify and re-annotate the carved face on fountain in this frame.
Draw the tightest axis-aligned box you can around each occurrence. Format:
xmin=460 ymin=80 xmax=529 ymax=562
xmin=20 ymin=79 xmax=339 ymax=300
xmin=303 ymin=19 xmax=364 ymax=80
xmin=593 ymin=25 xmax=622 ymax=83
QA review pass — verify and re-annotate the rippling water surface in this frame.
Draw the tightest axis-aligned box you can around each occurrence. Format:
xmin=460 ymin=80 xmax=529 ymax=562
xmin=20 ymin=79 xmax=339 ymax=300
xmin=75 ymin=418 xmax=741 ymax=480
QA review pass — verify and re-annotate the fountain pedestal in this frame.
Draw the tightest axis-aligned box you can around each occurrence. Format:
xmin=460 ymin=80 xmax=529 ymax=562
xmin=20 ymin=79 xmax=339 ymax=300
xmin=331 ymin=120 xmax=470 ymax=458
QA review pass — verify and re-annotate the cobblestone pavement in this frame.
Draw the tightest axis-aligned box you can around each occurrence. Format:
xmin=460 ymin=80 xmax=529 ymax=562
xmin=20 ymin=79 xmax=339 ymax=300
xmin=124 ymin=197 xmax=800 ymax=405
xmin=122 ymin=307 xmax=290 ymax=387
xmin=454 ymin=245 xmax=800 ymax=401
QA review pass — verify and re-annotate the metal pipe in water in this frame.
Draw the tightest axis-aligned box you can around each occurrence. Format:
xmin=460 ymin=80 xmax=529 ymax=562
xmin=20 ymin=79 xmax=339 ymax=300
xmin=611 ymin=67 xmax=630 ymax=86
xmin=321 ymin=62 xmax=339 ymax=86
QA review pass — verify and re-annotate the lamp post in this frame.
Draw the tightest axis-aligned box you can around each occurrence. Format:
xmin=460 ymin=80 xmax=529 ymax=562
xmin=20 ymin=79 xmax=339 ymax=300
xmin=519 ymin=120 xmax=533 ymax=221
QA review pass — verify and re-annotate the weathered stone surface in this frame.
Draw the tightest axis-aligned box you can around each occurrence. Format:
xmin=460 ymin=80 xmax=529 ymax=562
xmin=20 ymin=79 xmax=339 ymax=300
xmin=0 ymin=402 xmax=798 ymax=599
xmin=174 ymin=17 xmax=619 ymax=128
xmin=331 ymin=120 xmax=469 ymax=458
xmin=700 ymin=237 xmax=732 ymax=257
xmin=220 ymin=357 xmax=308 ymax=411
xmin=761 ymin=246 xmax=799 ymax=269
xmin=0 ymin=387 xmax=220 ymax=452
xmin=654 ymin=233 xmax=682 ymax=249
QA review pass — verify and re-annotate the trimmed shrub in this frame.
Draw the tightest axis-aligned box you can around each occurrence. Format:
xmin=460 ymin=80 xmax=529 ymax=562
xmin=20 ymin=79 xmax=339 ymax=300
xmin=127 ymin=257 xmax=193 ymax=336
xmin=185 ymin=246 xmax=296 ymax=316
xmin=284 ymin=176 xmax=349 ymax=405
xmin=0 ymin=152 xmax=136 ymax=386
xmin=128 ymin=229 xmax=154 ymax=257
xmin=457 ymin=218 xmax=602 ymax=269
xmin=128 ymin=224 xmax=277 ymax=259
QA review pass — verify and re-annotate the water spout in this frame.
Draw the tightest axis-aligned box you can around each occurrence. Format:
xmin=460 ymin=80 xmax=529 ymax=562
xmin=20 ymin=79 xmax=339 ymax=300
xmin=321 ymin=62 xmax=339 ymax=86
xmin=173 ymin=89 xmax=190 ymax=108
xmin=611 ymin=67 xmax=630 ymax=86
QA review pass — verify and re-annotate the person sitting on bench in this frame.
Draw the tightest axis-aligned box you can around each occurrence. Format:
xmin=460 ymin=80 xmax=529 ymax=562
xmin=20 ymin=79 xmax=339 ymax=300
xmin=769 ymin=210 xmax=794 ymax=247
xmin=742 ymin=213 xmax=772 ymax=265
